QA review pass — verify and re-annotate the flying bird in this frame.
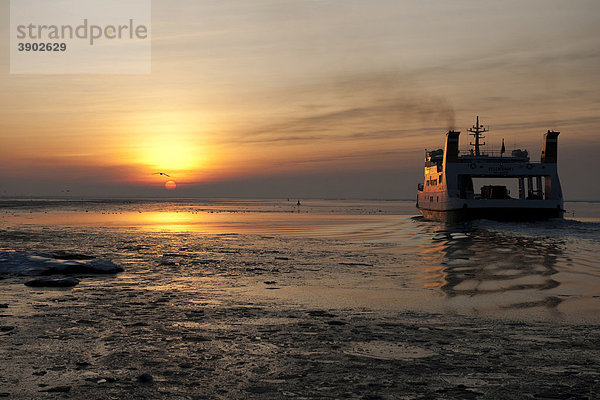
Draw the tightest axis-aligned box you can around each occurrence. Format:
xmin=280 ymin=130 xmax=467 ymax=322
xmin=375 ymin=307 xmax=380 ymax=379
xmin=152 ymin=172 xmax=171 ymax=177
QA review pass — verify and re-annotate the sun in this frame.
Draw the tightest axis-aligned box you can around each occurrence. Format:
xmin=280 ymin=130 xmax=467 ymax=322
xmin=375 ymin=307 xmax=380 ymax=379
xmin=164 ymin=180 xmax=177 ymax=190
xmin=120 ymin=111 xmax=225 ymax=186
xmin=126 ymin=112 xmax=213 ymax=177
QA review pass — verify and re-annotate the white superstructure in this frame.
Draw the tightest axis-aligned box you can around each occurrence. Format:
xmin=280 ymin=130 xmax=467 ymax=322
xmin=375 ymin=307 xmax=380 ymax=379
xmin=417 ymin=117 xmax=564 ymax=222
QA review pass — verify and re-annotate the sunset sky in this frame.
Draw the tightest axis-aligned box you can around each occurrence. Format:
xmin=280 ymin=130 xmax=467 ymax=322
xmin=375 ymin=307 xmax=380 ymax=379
xmin=1 ymin=0 xmax=599 ymax=199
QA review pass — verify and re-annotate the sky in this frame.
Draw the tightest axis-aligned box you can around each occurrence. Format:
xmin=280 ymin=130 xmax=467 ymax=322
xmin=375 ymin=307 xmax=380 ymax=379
xmin=1 ymin=0 xmax=599 ymax=199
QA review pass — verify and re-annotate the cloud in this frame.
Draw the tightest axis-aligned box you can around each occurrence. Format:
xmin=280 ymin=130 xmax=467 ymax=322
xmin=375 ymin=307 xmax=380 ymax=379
xmin=231 ymin=72 xmax=456 ymax=146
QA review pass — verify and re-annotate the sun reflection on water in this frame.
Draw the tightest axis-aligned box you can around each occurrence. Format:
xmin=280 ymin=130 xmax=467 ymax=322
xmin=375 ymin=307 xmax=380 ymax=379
xmin=2 ymin=209 xmax=397 ymax=237
xmin=136 ymin=211 xmax=202 ymax=232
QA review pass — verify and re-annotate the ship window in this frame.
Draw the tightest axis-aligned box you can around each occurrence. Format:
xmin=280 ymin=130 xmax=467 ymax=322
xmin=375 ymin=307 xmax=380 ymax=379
xmin=436 ymin=196 xmax=439 ymax=202
xmin=429 ymin=196 xmax=433 ymax=202
xmin=439 ymin=176 xmax=443 ymax=184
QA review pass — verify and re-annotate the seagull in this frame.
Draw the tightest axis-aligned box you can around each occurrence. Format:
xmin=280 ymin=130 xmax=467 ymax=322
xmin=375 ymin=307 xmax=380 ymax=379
xmin=152 ymin=172 xmax=171 ymax=177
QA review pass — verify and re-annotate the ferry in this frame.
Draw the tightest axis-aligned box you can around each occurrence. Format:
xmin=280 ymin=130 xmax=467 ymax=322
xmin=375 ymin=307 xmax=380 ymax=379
xmin=416 ymin=117 xmax=564 ymax=222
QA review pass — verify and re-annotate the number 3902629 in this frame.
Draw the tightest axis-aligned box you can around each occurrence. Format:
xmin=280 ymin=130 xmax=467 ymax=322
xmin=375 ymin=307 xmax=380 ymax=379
xmin=18 ymin=43 xmax=67 ymax=51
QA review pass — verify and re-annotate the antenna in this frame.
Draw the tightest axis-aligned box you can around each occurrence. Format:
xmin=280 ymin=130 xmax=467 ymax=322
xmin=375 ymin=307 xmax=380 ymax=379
xmin=468 ymin=115 xmax=487 ymax=157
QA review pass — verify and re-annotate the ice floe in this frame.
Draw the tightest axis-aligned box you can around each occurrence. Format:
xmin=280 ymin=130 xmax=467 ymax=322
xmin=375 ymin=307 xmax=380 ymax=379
xmin=0 ymin=251 xmax=123 ymax=276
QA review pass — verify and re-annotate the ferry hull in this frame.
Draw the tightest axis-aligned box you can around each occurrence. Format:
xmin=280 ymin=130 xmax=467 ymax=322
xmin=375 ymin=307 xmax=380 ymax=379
xmin=418 ymin=207 xmax=564 ymax=223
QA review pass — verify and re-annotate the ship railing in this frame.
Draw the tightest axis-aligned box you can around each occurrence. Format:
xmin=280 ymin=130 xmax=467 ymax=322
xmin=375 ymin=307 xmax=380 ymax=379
xmin=458 ymin=148 xmax=529 ymax=159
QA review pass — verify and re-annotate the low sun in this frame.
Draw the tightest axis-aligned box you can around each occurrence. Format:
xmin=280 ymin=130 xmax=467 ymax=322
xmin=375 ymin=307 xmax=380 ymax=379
xmin=164 ymin=180 xmax=177 ymax=190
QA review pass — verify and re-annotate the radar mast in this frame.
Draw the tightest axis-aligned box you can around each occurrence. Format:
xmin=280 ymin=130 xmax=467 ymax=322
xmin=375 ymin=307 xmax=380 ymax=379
xmin=468 ymin=116 xmax=487 ymax=157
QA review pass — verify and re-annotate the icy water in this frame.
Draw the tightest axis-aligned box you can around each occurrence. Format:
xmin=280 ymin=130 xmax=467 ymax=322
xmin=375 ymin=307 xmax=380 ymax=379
xmin=1 ymin=198 xmax=600 ymax=398
xmin=1 ymin=198 xmax=599 ymax=322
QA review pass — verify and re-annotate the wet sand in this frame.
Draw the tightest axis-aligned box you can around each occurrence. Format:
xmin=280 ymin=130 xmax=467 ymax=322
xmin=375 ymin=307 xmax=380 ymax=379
xmin=1 ymin=200 xmax=600 ymax=398
xmin=1 ymin=276 xmax=599 ymax=399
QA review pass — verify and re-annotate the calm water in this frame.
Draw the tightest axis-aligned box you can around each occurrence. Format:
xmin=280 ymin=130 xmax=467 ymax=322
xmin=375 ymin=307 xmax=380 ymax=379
xmin=1 ymin=198 xmax=599 ymax=322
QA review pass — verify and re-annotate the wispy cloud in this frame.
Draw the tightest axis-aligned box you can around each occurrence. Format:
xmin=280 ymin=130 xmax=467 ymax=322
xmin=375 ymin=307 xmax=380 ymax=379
xmin=228 ymin=72 xmax=455 ymax=146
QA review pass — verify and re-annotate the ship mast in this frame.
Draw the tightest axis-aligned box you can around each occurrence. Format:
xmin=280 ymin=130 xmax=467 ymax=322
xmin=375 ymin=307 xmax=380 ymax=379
xmin=468 ymin=116 xmax=487 ymax=157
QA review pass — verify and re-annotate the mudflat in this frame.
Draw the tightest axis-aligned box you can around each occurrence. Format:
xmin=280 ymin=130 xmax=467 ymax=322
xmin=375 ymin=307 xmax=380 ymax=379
xmin=1 ymin=200 xmax=599 ymax=398
xmin=1 ymin=279 xmax=598 ymax=399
